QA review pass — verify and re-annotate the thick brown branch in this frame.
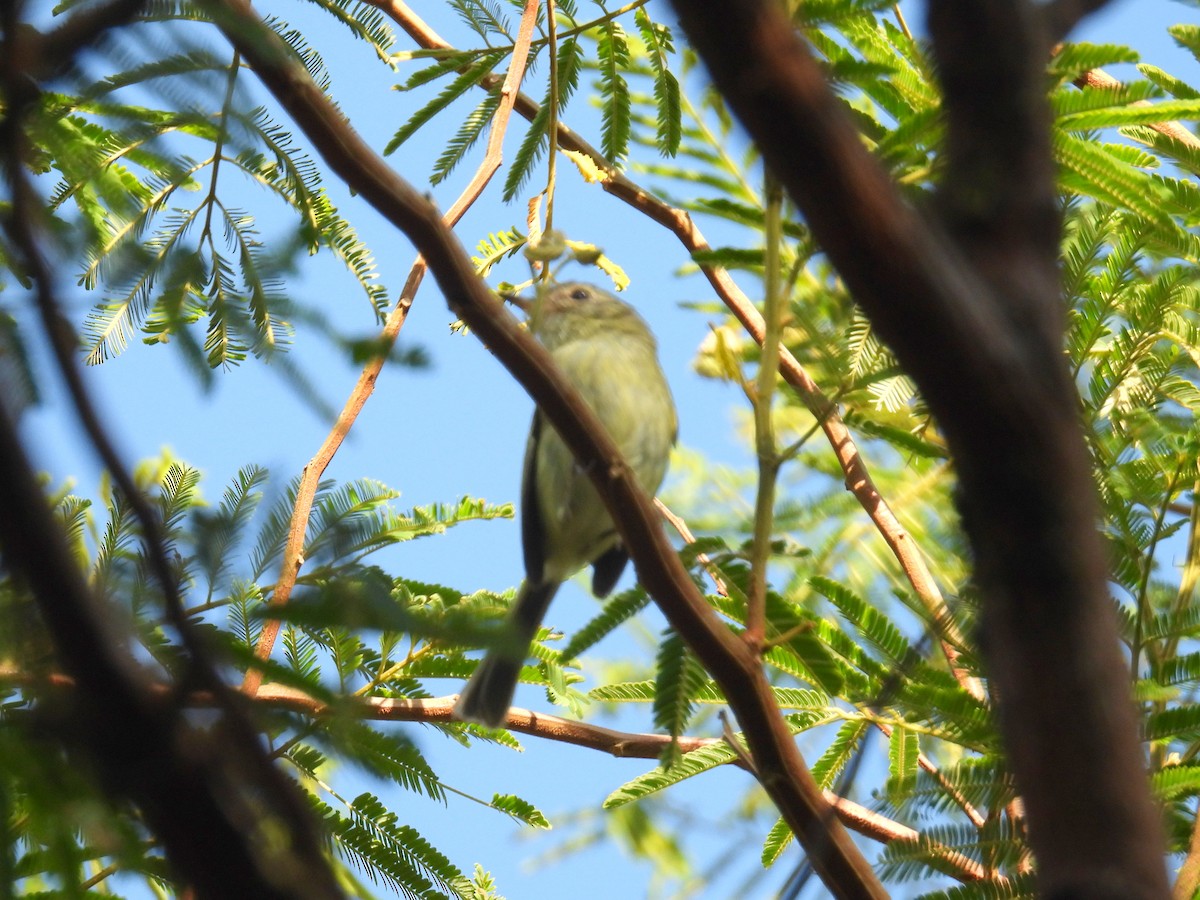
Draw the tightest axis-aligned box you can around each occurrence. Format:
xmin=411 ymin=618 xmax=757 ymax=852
xmin=668 ymin=0 xmax=1168 ymax=896
xmin=928 ymin=2 xmax=1063 ymax=345
xmin=203 ymin=1 xmax=883 ymax=895
xmin=368 ymin=0 xmax=983 ymax=703
xmin=1043 ymin=0 xmax=1118 ymax=44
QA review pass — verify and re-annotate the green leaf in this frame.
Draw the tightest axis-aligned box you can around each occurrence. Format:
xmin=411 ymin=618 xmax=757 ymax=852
xmin=887 ymin=725 xmax=919 ymax=800
xmin=398 ymin=49 xmax=495 ymax=92
xmin=598 ymin=22 xmax=632 ymax=164
xmin=502 ymin=37 xmax=583 ymax=201
xmin=763 ymin=592 xmax=845 ymax=696
xmin=652 ymin=630 xmax=708 ymax=766
xmin=812 ymin=575 xmax=922 ymax=669
xmin=490 ymin=794 xmax=551 ymax=828
xmin=302 ymin=0 xmax=396 ymax=62
xmin=431 ymin=89 xmax=502 ymax=186
xmin=471 ymin=227 xmax=527 ymax=276
xmin=1147 ymin=704 xmax=1200 ymax=742
xmin=912 ymin=874 xmax=1037 ymax=899
xmin=1048 ymin=42 xmax=1140 ymax=83
xmin=1151 ymin=764 xmax=1200 ymax=802
xmin=308 ymin=794 xmax=465 ymax=898
xmin=810 ymin=720 xmax=869 ymax=789
xmin=1170 ymin=24 xmax=1200 ymax=65
xmin=385 ymin=51 xmax=507 ymax=155
xmin=690 ymin=247 xmax=765 ymax=269
xmin=604 ymin=743 xmax=737 ymax=808
xmin=558 ymin=587 xmax=650 ymax=660
xmin=634 ymin=8 xmax=681 ymax=156
xmin=761 ymin=816 xmax=793 ymax=867
xmin=1138 ymin=64 xmax=1200 ymax=101
xmin=1059 ymin=99 xmax=1200 ymax=131
xmin=450 ymin=0 xmax=512 ymax=43
xmin=1054 ymin=131 xmax=1175 ymax=226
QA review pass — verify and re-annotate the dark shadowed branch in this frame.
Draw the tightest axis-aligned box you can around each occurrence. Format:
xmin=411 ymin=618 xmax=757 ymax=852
xmin=1043 ymin=0 xmax=1119 ymax=44
xmin=15 ymin=0 xmax=146 ymax=79
xmin=666 ymin=0 xmax=1168 ymax=896
xmin=0 ymin=6 xmax=345 ymax=897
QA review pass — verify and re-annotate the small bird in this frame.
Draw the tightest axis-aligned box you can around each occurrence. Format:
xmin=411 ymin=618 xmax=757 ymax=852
xmin=453 ymin=282 xmax=677 ymax=727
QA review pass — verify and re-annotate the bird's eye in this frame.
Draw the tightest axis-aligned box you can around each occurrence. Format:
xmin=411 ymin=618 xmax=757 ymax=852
xmin=570 ymin=288 xmax=589 ymax=301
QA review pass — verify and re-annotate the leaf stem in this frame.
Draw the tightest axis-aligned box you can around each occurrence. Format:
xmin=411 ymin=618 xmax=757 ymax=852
xmin=199 ymin=49 xmax=240 ymax=249
xmin=746 ymin=170 xmax=784 ymax=649
xmin=543 ymin=0 xmax=559 ymax=262
xmin=1131 ymin=458 xmax=1185 ymax=684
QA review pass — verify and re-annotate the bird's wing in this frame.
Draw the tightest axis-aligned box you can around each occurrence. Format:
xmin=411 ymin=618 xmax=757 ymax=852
xmin=521 ymin=410 xmax=547 ymax=584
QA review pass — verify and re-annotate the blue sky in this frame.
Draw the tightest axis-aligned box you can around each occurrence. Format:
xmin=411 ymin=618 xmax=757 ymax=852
xmin=13 ymin=1 xmax=1200 ymax=897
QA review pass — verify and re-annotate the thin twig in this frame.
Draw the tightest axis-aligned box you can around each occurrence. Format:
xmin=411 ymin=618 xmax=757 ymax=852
xmin=369 ymin=0 xmax=985 ymax=704
xmin=543 ymin=0 xmax=559 ymax=247
xmin=241 ymin=0 xmax=542 ymax=695
xmin=2 ymin=666 xmax=993 ymax=883
xmin=1075 ymin=67 xmax=1200 ymax=149
xmin=655 ymin=498 xmax=728 ymax=597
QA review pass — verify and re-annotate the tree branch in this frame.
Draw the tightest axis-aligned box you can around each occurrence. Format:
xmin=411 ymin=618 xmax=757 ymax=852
xmin=367 ymin=0 xmax=984 ymax=703
xmin=1075 ymin=66 xmax=1200 ymax=148
xmin=0 ymin=10 xmax=344 ymax=897
xmin=246 ymin=688 xmax=996 ymax=883
xmin=668 ymin=0 xmax=1169 ymax=895
xmin=202 ymin=1 xmax=885 ymax=895
xmin=18 ymin=0 xmax=146 ymax=79
xmin=240 ymin=0 xmax=541 ymax=698
xmin=0 ymin=255 xmax=342 ymax=899
xmin=0 ymin=669 xmax=999 ymax=885
xmin=1043 ymin=0 xmax=1118 ymax=45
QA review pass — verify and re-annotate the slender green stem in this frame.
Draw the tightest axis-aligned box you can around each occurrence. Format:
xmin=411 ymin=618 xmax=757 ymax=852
xmin=532 ymin=0 xmax=647 ymax=55
xmin=199 ymin=50 xmax=240 ymax=249
xmin=680 ymin=89 xmax=759 ymax=204
xmin=746 ymin=171 xmax=785 ymax=648
xmin=1149 ymin=470 xmax=1200 ymax=771
xmin=1131 ymin=458 xmax=1186 ymax=684
xmin=80 ymin=861 xmax=121 ymax=891
xmin=394 ymin=0 xmax=648 ymax=68
xmin=359 ymin=642 xmax=433 ymax=692
xmin=1163 ymin=472 xmax=1200 ymax=664
xmin=777 ymin=401 xmax=835 ymax=465
xmin=542 ymin=0 xmax=560 ymax=269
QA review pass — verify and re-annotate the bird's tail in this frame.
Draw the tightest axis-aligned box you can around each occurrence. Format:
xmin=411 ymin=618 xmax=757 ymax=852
xmin=453 ymin=579 xmax=560 ymax=727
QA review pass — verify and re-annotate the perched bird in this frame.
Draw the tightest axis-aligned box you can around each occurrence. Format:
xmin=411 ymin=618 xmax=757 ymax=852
xmin=453 ymin=282 xmax=677 ymax=727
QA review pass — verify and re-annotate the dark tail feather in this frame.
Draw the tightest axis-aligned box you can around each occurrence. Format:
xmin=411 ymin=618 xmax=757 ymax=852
xmin=453 ymin=580 xmax=559 ymax=727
